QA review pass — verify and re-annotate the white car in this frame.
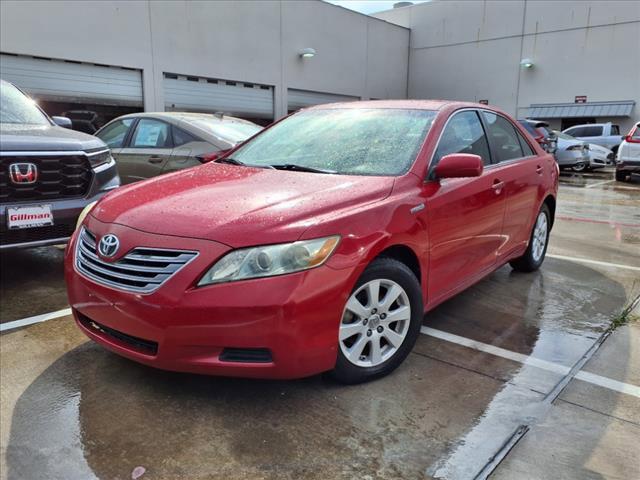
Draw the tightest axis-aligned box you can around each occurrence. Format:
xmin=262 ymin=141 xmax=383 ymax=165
xmin=586 ymin=142 xmax=614 ymax=170
xmin=563 ymin=122 xmax=623 ymax=151
xmin=616 ymin=122 xmax=640 ymax=181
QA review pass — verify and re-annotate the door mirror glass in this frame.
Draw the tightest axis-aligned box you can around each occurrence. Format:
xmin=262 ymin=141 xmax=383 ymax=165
xmin=435 ymin=154 xmax=483 ymax=179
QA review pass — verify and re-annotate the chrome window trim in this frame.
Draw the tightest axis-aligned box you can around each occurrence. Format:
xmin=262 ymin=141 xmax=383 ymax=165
xmin=1 ymin=150 xmax=109 ymax=157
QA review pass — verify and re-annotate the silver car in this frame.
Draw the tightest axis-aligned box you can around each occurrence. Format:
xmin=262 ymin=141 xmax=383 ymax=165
xmin=554 ymin=131 xmax=590 ymax=172
xmin=95 ymin=112 xmax=263 ymax=184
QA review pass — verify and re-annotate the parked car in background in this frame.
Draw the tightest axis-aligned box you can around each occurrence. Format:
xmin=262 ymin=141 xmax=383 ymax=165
xmin=563 ymin=122 xmax=623 ymax=152
xmin=585 ymin=142 xmax=614 ymax=169
xmin=62 ymin=110 xmax=102 ymax=134
xmin=95 ymin=112 xmax=263 ymax=184
xmin=615 ymin=122 xmax=640 ymax=182
xmin=518 ymin=119 xmax=557 ymax=154
xmin=0 ymin=79 xmax=119 ymax=249
xmin=554 ymin=131 xmax=590 ymax=172
xmin=66 ymin=100 xmax=558 ymax=383
xmin=554 ymin=131 xmax=612 ymax=170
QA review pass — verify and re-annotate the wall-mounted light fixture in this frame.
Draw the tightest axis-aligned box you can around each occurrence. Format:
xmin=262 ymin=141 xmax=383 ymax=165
xmin=299 ymin=48 xmax=316 ymax=59
xmin=520 ymin=58 xmax=534 ymax=69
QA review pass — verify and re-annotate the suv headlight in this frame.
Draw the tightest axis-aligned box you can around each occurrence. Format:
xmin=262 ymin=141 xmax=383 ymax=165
xmin=198 ymin=236 xmax=340 ymax=286
xmin=86 ymin=148 xmax=112 ymax=168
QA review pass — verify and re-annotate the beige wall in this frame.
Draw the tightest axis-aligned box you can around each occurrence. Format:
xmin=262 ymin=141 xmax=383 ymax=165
xmin=376 ymin=0 xmax=640 ymax=132
xmin=0 ymin=0 xmax=409 ymax=118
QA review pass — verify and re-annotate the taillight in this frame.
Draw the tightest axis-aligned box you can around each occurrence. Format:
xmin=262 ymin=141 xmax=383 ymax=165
xmin=625 ymin=128 xmax=640 ymax=143
xmin=196 ymin=149 xmax=230 ymax=163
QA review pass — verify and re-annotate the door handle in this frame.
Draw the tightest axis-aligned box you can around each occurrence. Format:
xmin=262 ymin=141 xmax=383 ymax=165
xmin=536 ymin=165 xmax=543 ymax=174
xmin=491 ymin=180 xmax=505 ymax=194
xmin=148 ymin=157 xmax=163 ymax=164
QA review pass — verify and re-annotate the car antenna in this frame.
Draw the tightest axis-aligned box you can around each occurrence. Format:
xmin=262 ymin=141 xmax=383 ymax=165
xmin=213 ymin=111 xmax=224 ymax=119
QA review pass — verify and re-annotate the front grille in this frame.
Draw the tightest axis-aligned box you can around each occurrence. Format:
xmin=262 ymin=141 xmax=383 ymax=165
xmin=0 ymin=152 xmax=93 ymax=202
xmin=0 ymin=220 xmax=75 ymax=246
xmin=78 ymin=313 xmax=158 ymax=356
xmin=75 ymin=227 xmax=198 ymax=294
xmin=219 ymin=348 xmax=273 ymax=363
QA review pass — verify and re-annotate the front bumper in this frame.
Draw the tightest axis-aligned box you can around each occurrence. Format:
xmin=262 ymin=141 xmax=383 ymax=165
xmin=65 ymin=219 xmax=355 ymax=379
xmin=0 ymin=159 xmax=120 ymax=249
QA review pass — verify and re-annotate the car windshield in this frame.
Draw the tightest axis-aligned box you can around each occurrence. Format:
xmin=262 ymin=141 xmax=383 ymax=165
xmin=189 ymin=118 xmax=262 ymax=144
xmin=0 ymin=81 xmax=50 ymax=125
xmin=555 ymin=131 xmax=575 ymax=140
xmin=230 ymin=108 xmax=437 ymax=176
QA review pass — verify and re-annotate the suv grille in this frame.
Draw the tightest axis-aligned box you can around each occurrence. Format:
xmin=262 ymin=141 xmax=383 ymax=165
xmin=75 ymin=228 xmax=198 ymax=294
xmin=0 ymin=152 xmax=93 ymax=202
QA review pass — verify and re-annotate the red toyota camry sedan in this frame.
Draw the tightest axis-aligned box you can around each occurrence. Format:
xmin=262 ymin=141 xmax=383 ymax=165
xmin=65 ymin=100 xmax=558 ymax=383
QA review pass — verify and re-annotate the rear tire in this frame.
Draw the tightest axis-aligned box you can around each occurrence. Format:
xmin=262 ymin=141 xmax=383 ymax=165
xmin=572 ymin=161 xmax=587 ymax=172
xmin=330 ymin=257 xmax=423 ymax=384
xmin=510 ymin=204 xmax=551 ymax=273
xmin=615 ymin=170 xmax=628 ymax=182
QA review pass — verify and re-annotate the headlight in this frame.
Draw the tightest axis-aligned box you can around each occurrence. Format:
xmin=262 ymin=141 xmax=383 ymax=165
xmin=76 ymin=201 xmax=97 ymax=230
xmin=86 ymin=148 xmax=112 ymax=168
xmin=198 ymin=236 xmax=340 ymax=286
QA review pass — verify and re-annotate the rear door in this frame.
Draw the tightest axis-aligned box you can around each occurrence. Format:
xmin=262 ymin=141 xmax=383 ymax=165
xmin=480 ymin=111 xmax=544 ymax=261
xmin=424 ymin=110 xmax=507 ymax=303
xmin=117 ymin=118 xmax=174 ymax=184
xmin=163 ymin=126 xmax=202 ymax=175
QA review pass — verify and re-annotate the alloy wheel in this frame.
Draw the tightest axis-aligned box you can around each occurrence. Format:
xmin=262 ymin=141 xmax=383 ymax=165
xmin=531 ymin=211 xmax=548 ymax=262
xmin=339 ymin=279 xmax=411 ymax=367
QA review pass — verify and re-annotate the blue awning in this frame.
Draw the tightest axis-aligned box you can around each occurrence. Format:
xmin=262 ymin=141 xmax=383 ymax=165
xmin=528 ymin=100 xmax=635 ymax=119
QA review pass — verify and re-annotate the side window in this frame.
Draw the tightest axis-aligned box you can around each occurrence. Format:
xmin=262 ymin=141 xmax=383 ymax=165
xmin=566 ymin=127 xmax=581 ymax=137
xmin=610 ymin=125 xmax=620 ymax=136
xmin=434 ymin=111 xmax=492 ymax=166
xmin=130 ymin=119 xmax=172 ymax=148
xmin=96 ymin=119 xmax=134 ymax=148
xmin=582 ymin=126 xmax=603 ymax=137
xmin=172 ymin=127 xmax=198 ymax=147
xmin=517 ymin=130 xmax=535 ymax=156
xmin=481 ymin=112 xmax=524 ymax=162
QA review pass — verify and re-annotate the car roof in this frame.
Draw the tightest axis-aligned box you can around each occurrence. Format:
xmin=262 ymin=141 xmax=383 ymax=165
xmin=305 ymin=99 xmax=485 ymax=111
xmin=116 ymin=111 xmax=256 ymax=125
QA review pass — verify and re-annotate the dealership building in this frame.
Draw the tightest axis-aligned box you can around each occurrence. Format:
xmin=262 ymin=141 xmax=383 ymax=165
xmin=0 ymin=0 xmax=638 ymax=132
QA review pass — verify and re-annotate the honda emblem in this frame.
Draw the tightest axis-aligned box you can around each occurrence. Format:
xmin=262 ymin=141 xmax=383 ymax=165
xmin=9 ymin=163 xmax=38 ymax=184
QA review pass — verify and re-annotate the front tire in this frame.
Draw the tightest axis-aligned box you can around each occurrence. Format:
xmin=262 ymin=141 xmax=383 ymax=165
xmin=572 ymin=161 xmax=587 ymax=172
xmin=330 ymin=257 xmax=423 ymax=384
xmin=510 ymin=204 xmax=551 ymax=273
xmin=615 ymin=170 xmax=627 ymax=182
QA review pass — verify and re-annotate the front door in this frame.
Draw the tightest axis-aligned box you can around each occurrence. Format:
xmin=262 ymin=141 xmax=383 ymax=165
xmin=423 ymin=110 xmax=507 ymax=304
xmin=117 ymin=118 xmax=174 ymax=184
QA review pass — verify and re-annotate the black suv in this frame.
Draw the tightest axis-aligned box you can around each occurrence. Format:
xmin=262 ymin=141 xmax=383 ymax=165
xmin=518 ymin=119 xmax=558 ymax=155
xmin=0 ymin=80 xmax=120 ymax=249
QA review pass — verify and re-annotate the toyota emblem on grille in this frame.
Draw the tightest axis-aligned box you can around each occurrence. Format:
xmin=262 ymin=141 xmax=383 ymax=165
xmin=98 ymin=234 xmax=120 ymax=258
xmin=9 ymin=163 xmax=38 ymax=184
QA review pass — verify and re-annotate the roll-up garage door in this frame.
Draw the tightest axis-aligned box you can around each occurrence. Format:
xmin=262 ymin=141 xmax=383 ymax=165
xmin=287 ymin=89 xmax=359 ymax=112
xmin=163 ymin=74 xmax=274 ymax=120
xmin=0 ymin=54 xmax=143 ymax=106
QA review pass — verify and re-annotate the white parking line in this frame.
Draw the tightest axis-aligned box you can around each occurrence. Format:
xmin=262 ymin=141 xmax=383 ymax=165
xmin=421 ymin=326 xmax=640 ymax=398
xmin=585 ymin=179 xmax=615 ymax=189
xmin=546 ymin=254 xmax=640 ymax=272
xmin=0 ymin=308 xmax=72 ymax=333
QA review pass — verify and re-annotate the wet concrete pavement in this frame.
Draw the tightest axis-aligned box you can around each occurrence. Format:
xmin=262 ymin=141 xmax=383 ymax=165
xmin=1 ymin=169 xmax=639 ymax=479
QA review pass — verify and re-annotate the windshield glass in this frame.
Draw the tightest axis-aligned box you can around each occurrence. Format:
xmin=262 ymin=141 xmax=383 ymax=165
xmin=231 ymin=108 xmax=437 ymax=176
xmin=555 ymin=131 xmax=575 ymax=140
xmin=0 ymin=81 xmax=49 ymax=125
xmin=189 ymin=118 xmax=262 ymax=144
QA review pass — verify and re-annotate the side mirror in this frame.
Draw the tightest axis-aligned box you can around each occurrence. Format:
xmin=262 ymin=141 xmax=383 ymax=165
xmin=51 ymin=116 xmax=72 ymax=129
xmin=434 ymin=153 xmax=483 ymax=179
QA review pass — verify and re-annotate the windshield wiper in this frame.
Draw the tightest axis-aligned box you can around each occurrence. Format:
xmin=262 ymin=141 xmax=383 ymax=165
xmin=214 ymin=157 xmax=246 ymax=166
xmin=270 ymin=163 xmax=337 ymax=174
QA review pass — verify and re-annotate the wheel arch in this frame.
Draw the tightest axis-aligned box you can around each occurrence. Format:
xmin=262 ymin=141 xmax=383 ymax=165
xmin=373 ymin=244 xmax=422 ymax=285
xmin=543 ymin=194 xmax=556 ymax=229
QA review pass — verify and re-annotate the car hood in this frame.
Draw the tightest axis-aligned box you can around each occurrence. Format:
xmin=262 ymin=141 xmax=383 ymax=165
xmin=91 ymin=164 xmax=394 ymax=247
xmin=0 ymin=124 xmax=105 ymax=151
xmin=587 ymin=143 xmax=612 ymax=155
